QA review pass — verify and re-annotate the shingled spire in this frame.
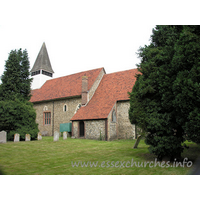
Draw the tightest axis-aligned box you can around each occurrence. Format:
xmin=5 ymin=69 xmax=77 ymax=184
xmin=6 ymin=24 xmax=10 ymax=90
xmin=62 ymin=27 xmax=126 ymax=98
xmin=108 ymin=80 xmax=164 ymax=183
xmin=31 ymin=42 xmax=54 ymax=75
xmin=31 ymin=43 xmax=54 ymax=89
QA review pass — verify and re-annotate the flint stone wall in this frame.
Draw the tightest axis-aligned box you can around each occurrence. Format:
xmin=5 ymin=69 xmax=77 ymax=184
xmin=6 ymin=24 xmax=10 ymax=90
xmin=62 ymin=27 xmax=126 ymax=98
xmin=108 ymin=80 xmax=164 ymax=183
xmin=107 ymin=104 xmax=117 ymax=141
xmin=33 ymin=97 xmax=81 ymax=136
xmin=85 ymin=120 xmax=106 ymax=140
xmin=117 ymin=101 xmax=136 ymax=139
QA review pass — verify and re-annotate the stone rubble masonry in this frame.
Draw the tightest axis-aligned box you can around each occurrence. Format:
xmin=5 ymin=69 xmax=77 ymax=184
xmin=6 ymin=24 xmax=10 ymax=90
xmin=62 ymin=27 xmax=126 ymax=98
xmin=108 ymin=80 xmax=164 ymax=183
xmin=117 ymin=101 xmax=136 ymax=139
xmin=107 ymin=103 xmax=117 ymax=141
xmin=72 ymin=101 xmax=135 ymax=141
xmin=0 ymin=131 xmax=7 ymax=143
xmin=33 ymin=97 xmax=81 ymax=136
xmin=72 ymin=121 xmax=79 ymax=138
xmin=85 ymin=120 xmax=106 ymax=140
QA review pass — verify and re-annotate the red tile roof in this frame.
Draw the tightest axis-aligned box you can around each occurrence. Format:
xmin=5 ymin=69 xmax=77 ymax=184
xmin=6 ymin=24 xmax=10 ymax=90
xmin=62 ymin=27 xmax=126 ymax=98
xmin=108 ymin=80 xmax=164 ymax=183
xmin=30 ymin=68 xmax=104 ymax=102
xmin=71 ymin=68 xmax=139 ymax=121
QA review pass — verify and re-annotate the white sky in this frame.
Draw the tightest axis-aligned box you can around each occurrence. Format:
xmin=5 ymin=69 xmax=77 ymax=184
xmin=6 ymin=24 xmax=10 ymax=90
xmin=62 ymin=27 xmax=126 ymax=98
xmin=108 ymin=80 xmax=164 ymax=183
xmin=0 ymin=0 xmax=198 ymax=79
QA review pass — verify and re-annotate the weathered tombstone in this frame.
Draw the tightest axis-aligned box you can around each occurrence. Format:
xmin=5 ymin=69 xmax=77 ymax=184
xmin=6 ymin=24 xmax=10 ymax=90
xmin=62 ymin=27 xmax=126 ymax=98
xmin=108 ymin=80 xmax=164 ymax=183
xmin=0 ymin=131 xmax=7 ymax=143
xmin=133 ymin=135 xmax=142 ymax=149
xmin=54 ymin=131 xmax=59 ymax=141
xmin=25 ymin=134 xmax=31 ymax=141
xmin=42 ymin=131 xmax=48 ymax=136
xmin=14 ymin=133 xmax=20 ymax=142
xmin=37 ymin=133 xmax=42 ymax=140
xmin=63 ymin=131 xmax=67 ymax=140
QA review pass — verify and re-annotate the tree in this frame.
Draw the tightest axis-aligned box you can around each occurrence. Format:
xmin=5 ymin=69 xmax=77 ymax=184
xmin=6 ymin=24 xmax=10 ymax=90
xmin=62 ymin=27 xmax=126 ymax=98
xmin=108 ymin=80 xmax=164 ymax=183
xmin=0 ymin=49 xmax=32 ymax=101
xmin=0 ymin=49 xmax=38 ymax=140
xmin=129 ymin=25 xmax=200 ymax=160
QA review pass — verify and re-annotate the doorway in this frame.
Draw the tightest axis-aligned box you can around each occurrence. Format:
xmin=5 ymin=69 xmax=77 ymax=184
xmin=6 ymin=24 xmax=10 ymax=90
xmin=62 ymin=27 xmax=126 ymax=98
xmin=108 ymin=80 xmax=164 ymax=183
xmin=79 ymin=121 xmax=84 ymax=137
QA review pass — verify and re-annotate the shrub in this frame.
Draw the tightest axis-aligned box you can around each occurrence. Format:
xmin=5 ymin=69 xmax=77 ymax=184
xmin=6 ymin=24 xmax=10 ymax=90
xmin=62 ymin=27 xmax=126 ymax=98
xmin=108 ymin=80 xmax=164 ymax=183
xmin=0 ymin=99 xmax=39 ymax=141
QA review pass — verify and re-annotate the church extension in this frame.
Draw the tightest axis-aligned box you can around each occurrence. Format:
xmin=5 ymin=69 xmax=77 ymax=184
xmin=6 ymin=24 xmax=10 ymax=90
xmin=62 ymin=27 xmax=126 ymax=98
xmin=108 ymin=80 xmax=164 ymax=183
xmin=30 ymin=43 xmax=139 ymax=141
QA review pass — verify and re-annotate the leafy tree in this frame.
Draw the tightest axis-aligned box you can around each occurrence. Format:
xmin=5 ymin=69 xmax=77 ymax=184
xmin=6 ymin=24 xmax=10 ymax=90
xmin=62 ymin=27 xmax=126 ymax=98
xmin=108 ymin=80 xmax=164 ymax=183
xmin=0 ymin=49 xmax=38 ymax=140
xmin=0 ymin=100 xmax=38 ymax=140
xmin=129 ymin=25 xmax=200 ymax=160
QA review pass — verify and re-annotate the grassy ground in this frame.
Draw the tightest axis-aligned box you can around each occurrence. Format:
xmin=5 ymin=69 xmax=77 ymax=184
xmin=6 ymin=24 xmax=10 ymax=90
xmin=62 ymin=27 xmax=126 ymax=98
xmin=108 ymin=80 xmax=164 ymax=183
xmin=0 ymin=137 xmax=199 ymax=175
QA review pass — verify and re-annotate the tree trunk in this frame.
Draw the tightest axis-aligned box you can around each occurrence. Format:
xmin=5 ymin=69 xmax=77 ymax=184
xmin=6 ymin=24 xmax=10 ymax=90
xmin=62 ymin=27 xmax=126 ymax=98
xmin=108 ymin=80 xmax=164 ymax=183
xmin=133 ymin=135 xmax=142 ymax=149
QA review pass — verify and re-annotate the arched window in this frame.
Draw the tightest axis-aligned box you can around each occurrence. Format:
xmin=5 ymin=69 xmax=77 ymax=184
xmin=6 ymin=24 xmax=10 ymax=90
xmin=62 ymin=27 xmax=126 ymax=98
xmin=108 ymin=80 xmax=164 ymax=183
xmin=112 ymin=110 xmax=116 ymax=122
xmin=43 ymin=106 xmax=48 ymax=111
xmin=63 ymin=104 xmax=68 ymax=112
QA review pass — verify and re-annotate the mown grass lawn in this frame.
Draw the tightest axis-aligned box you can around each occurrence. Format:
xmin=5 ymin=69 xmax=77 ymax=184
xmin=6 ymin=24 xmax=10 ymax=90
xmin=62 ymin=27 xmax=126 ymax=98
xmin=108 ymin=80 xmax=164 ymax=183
xmin=0 ymin=137 xmax=199 ymax=175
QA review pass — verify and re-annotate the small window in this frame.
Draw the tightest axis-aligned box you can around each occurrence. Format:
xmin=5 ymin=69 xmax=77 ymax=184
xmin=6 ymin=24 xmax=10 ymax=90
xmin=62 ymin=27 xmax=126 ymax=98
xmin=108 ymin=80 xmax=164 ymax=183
xmin=43 ymin=106 xmax=48 ymax=111
xmin=44 ymin=112 xmax=51 ymax=125
xmin=42 ymin=70 xmax=52 ymax=77
xmin=63 ymin=104 xmax=68 ymax=112
xmin=112 ymin=110 xmax=116 ymax=122
xmin=31 ymin=70 xmax=40 ymax=76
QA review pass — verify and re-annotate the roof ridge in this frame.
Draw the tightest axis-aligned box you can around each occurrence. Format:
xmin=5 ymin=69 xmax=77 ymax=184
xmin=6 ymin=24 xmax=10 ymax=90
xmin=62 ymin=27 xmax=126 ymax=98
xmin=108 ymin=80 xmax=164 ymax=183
xmin=105 ymin=68 xmax=138 ymax=76
xmin=44 ymin=67 xmax=105 ymax=82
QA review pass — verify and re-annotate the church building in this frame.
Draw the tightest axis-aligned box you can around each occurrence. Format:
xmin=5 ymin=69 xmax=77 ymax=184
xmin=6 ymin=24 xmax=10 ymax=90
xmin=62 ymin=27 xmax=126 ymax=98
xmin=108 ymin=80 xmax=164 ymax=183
xmin=30 ymin=43 xmax=139 ymax=140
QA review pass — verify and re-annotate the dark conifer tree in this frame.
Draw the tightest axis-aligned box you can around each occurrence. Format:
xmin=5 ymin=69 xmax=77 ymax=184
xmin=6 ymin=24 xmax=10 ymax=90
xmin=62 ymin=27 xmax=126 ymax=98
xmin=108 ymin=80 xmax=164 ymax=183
xmin=0 ymin=49 xmax=38 ymax=140
xmin=129 ymin=25 xmax=200 ymax=160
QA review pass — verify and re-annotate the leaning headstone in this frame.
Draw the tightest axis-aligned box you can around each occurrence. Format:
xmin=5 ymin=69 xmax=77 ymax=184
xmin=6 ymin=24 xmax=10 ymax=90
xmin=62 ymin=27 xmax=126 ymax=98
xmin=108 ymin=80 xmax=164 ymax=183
xmin=14 ymin=133 xmax=20 ymax=142
xmin=25 ymin=134 xmax=31 ymax=141
xmin=63 ymin=131 xmax=67 ymax=140
xmin=133 ymin=135 xmax=142 ymax=149
xmin=54 ymin=131 xmax=59 ymax=141
xmin=37 ymin=133 xmax=42 ymax=140
xmin=0 ymin=131 xmax=7 ymax=143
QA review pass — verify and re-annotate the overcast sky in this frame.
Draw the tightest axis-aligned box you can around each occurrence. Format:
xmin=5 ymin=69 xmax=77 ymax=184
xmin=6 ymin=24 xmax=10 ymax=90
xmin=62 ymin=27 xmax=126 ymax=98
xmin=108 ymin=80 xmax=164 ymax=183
xmin=0 ymin=0 xmax=197 ymax=79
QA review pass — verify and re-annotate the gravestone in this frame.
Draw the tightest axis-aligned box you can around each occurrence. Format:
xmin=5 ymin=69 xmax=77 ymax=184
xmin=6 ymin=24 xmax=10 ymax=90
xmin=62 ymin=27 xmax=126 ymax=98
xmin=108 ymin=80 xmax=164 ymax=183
xmin=133 ymin=135 xmax=142 ymax=149
xmin=37 ymin=133 xmax=42 ymax=140
xmin=63 ymin=131 xmax=67 ymax=140
xmin=14 ymin=134 xmax=20 ymax=142
xmin=0 ymin=131 xmax=7 ymax=143
xmin=25 ymin=134 xmax=31 ymax=141
xmin=54 ymin=131 xmax=59 ymax=141
xmin=42 ymin=131 xmax=48 ymax=136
